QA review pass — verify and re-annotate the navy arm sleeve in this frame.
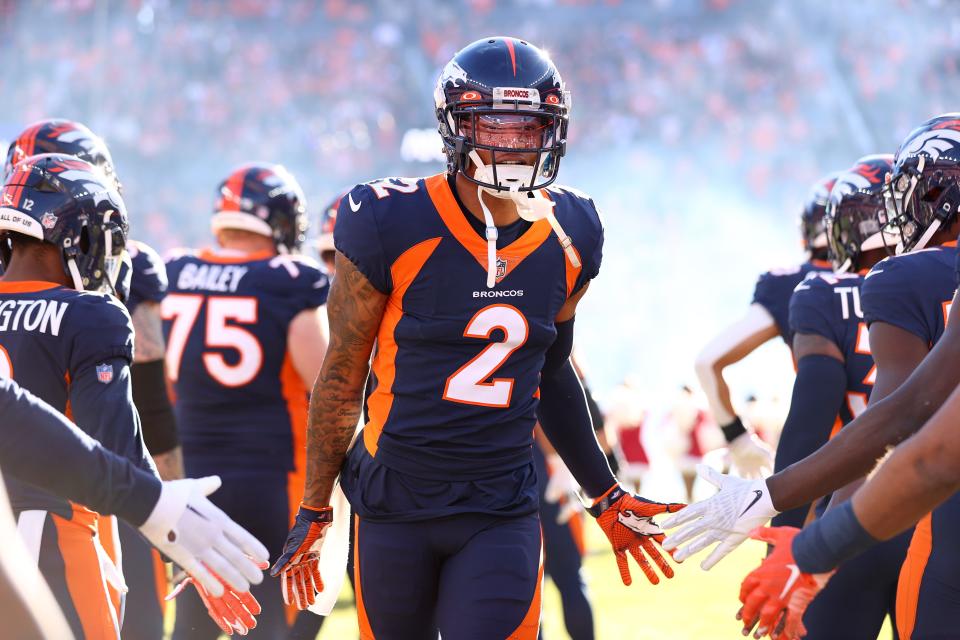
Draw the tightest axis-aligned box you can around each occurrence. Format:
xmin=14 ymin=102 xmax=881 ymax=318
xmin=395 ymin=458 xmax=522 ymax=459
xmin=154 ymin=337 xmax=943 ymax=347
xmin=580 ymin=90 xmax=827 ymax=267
xmin=0 ymin=378 xmax=161 ymax=526
xmin=771 ymin=354 xmax=847 ymax=528
xmin=536 ymin=318 xmax=616 ymax=498
xmin=69 ymin=297 xmax=157 ymax=476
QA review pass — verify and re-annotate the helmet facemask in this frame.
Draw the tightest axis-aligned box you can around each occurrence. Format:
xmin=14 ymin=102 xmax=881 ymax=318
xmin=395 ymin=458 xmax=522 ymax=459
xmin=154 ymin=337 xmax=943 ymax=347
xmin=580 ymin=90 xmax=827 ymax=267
xmin=826 ymin=197 xmax=888 ymax=273
xmin=63 ymin=209 xmax=130 ymax=296
xmin=881 ymin=155 xmax=960 ymax=253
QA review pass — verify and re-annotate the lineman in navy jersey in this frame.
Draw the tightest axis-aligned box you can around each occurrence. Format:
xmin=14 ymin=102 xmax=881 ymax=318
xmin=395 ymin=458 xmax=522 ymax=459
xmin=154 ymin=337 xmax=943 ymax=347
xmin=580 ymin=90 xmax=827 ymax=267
xmin=694 ymin=173 xmax=836 ymax=479
xmin=163 ymin=163 xmax=329 ymax=640
xmin=273 ymin=37 xmax=682 ymax=640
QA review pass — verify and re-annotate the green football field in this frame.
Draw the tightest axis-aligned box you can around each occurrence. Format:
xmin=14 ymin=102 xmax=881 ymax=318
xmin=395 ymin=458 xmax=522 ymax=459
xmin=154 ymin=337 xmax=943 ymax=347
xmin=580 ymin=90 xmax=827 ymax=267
xmin=309 ymin=525 xmax=894 ymax=639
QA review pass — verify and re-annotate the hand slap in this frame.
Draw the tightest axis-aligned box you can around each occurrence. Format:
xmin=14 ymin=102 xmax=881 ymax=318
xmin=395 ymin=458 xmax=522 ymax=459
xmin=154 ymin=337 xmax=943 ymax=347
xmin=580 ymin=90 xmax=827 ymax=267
xmin=271 ymin=503 xmax=334 ymax=611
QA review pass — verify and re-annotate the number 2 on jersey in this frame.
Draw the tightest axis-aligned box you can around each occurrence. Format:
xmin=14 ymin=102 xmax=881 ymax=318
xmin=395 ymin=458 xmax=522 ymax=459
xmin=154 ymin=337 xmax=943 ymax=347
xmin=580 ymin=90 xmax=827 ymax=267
xmin=162 ymin=294 xmax=263 ymax=387
xmin=443 ymin=304 xmax=528 ymax=408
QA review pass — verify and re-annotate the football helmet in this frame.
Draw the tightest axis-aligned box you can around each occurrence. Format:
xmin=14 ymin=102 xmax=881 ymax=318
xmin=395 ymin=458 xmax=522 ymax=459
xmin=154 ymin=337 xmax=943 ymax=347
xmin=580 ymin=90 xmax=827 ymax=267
xmin=316 ymin=194 xmax=339 ymax=256
xmin=4 ymin=119 xmax=120 ymax=192
xmin=825 ymin=154 xmax=894 ymax=273
xmin=882 ymin=113 xmax=960 ymax=253
xmin=800 ymin=172 xmax=840 ymax=257
xmin=435 ymin=36 xmax=570 ymax=194
xmin=211 ymin=163 xmax=307 ymax=254
xmin=0 ymin=154 xmax=129 ymax=295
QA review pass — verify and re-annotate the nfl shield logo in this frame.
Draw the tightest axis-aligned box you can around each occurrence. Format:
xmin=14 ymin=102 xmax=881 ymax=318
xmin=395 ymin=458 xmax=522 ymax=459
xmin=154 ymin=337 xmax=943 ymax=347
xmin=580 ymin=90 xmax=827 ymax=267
xmin=40 ymin=212 xmax=57 ymax=229
xmin=96 ymin=364 xmax=114 ymax=384
xmin=496 ymin=257 xmax=508 ymax=280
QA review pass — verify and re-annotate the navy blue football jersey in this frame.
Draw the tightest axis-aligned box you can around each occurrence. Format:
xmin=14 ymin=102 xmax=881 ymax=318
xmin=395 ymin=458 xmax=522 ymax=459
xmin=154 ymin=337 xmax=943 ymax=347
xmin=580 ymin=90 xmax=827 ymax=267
xmin=162 ymin=250 xmax=329 ymax=470
xmin=335 ymin=175 xmax=603 ymax=519
xmin=790 ymin=272 xmax=875 ymax=422
xmin=753 ymin=261 xmax=832 ymax=343
xmin=125 ymin=240 xmax=168 ymax=314
xmin=862 ymin=242 xmax=958 ymax=347
xmin=0 ymin=281 xmax=150 ymax=517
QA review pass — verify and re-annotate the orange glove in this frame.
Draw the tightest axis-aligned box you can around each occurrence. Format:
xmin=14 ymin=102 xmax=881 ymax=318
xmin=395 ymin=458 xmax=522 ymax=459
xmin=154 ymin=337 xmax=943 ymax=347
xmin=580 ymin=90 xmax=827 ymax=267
xmin=270 ymin=504 xmax=334 ymax=609
xmin=738 ymin=527 xmax=833 ymax=640
xmin=588 ymin=484 xmax=685 ymax=585
xmin=167 ymin=562 xmax=266 ymax=637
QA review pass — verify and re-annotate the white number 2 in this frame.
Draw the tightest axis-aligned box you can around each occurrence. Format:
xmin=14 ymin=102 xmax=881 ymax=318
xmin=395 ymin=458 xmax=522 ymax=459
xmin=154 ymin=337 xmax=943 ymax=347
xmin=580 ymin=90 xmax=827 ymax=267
xmin=162 ymin=294 xmax=263 ymax=388
xmin=443 ymin=304 xmax=528 ymax=408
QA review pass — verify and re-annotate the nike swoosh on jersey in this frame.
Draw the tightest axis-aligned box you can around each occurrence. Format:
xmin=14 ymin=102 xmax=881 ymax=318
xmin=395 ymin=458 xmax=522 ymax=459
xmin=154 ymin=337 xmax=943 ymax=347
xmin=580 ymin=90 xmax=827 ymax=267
xmin=864 ymin=269 xmax=884 ymax=278
xmin=780 ymin=563 xmax=802 ymax=599
xmin=739 ymin=489 xmax=764 ymax=517
xmin=348 ymin=193 xmax=362 ymax=212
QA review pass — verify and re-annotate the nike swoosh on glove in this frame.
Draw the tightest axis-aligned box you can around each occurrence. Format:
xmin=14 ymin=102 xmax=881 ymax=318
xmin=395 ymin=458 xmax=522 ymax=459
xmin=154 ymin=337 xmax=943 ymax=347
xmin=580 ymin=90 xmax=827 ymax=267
xmin=589 ymin=484 xmax=685 ymax=585
xmin=728 ymin=432 xmax=774 ymax=479
xmin=738 ymin=527 xmax=833 ymax=640
xmin=167 ymin=564 xmax=266 ymax=637
xmin=661 ymin=464 xmax=777 ymax=570
xmin=270 ymin=503 xmax=333 ymax=610
xmin=139 ymin=476 xmax=269 ymax=596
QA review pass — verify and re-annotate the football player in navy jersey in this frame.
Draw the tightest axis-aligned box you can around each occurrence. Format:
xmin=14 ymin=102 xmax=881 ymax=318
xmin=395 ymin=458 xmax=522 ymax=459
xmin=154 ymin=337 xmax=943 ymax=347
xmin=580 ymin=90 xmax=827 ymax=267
xmin=163 ymin=163 xmax=329 ymax=640
xmin=657 ymin=114 xmax=960 ymax=637
xmin=694 ymin=174 xmax=836 ymax=479
xmin=5 ymin=118 xmax=180 ymax=640
xmin=0 ymin=376 xmax=269 ymax=640
xmin=272 ymin=37 xmax=683 ymax=639
xmin=768 ymin=154 xmax=912 ymax=639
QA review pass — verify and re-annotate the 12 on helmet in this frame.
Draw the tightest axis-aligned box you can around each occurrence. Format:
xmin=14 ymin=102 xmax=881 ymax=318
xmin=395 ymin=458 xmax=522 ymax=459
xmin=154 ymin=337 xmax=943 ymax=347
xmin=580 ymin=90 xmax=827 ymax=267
xmin=4 ymin=119 xmax=120 ymax=192
xmin=0 ymin=153 xmax=129 ymax=295
xmin=434 ymin=36 xmax=571 ymax=193
xmin=211 ymin=163 xmax=308 ymax=254
xmin=882 ymin=113 xmax=960 ymax=253
xmin=825 ymin=154 xmax=894 ymax=273
xmin=800 ymin=171 xmax=840 ymax=257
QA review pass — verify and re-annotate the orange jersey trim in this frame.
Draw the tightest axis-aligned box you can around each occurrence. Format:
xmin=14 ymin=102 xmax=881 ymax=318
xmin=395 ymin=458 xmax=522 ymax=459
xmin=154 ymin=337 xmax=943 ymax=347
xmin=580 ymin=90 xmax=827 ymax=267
xmin=364 ymin=237 xmax=442 ymax=456
xmin=423 ymin=175 xmax=552 ymax=282
xmin=0 ymin=280 xmax=62 ymax=293
xmin=282 ymin=351 xmax=310 ymax=528
xmin=196 ymin=248 xmax=275 ymax=264
xmin=354 ymin=515 xmax=376 ymax=639
xmin=897 ymin=512 xmax=933 ymax=640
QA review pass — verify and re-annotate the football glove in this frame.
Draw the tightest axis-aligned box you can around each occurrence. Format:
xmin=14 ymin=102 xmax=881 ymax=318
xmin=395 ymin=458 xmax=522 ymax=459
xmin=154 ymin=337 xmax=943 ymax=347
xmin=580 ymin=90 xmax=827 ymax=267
xmin=661 ymin=464 xmax=777 ymax=569
xmin=728 ymin=432 xmax=774 ymax=479
xmin=588 ymin=484 xmax=685 ymax=585
xmin=167 ymin=568 xmax=264 ymax=637
xmin=270 ymin=503 xmax=334 ymax=610
xmin=544 ymin=454 xmax=584 ymax=524
xmin=738 ymin=527 xmax=832 ymax=640
xmin=139 ymin=476 xmax=269 ymax=596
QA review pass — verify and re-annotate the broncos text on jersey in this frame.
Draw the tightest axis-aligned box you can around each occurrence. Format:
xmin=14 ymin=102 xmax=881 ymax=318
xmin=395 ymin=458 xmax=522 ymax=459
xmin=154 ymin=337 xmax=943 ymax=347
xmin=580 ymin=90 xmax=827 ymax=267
xmin=334 ymin=175 xmax=603 ymax=521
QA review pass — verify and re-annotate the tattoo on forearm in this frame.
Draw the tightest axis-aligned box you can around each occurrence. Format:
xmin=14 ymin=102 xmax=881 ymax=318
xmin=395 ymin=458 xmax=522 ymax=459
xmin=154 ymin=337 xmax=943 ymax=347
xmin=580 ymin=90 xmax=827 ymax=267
xmin=133 ymin=302 xmax=166 ymax=363
xmin=303 ymin=255 xmax=387 ymax=506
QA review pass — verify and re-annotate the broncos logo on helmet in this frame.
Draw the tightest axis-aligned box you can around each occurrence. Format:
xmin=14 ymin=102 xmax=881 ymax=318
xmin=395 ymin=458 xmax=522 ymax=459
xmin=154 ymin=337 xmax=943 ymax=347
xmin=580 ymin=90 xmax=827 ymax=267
xmin=882 ymin=113 xmax=960 ymax=253
xmin=211 ymin=163 xmax=308 ymax=254
xmin=0 ymin=153 xmax=129 ymax=295
xmin=4 ymin=119 xmax=120 ymax=192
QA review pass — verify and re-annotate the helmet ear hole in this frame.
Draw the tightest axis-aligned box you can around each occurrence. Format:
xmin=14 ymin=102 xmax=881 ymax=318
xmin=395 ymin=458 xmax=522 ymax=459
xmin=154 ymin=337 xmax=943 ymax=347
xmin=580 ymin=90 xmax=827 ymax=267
xmin=78 ymin=224 xmax=91 ymax=254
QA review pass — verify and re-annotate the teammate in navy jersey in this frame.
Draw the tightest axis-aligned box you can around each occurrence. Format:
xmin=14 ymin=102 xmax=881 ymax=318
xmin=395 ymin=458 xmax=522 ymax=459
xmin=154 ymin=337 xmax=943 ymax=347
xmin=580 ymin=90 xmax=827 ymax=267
xmin=5 ymin=118 xmax=181 ymax=640
xmin=272 ymin=37 xmax=683 ymax=639
xmin=0 ymin=153 xmax=163 ymax=639
xmin=770 ymin=154 xmax=912 ymax=639
xmin=0 ymin=377 xmax=270 ymax=640
xmin=163 ymin=163 xmax=329 ymax=640
xmin=694 ymin=174 xmax=836 ymax=480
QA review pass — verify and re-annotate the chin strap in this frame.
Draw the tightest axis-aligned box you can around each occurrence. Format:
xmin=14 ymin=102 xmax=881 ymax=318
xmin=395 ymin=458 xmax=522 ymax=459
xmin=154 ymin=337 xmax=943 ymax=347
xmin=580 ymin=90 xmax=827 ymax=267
xmin=468 ymin=151 xmax=581 ymax=288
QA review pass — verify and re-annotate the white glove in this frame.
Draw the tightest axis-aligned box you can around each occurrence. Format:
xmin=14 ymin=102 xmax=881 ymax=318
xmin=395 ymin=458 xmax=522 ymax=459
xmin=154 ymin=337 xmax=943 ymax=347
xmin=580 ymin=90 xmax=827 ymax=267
xmin=139 ymin=476 xmax=269 ymax=597
xmin=660 ymin=464 xmax=778 ymax=570
xmin=544 ymin=454 xmax=583 ymax=524
xmin=727 ymin=432 xmax=774 ymax=479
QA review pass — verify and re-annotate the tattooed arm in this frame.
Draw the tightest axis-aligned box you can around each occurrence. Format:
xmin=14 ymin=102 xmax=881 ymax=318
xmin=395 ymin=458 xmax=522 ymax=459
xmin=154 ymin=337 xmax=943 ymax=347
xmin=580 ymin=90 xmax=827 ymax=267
xmin=131 ymin=301 xmax=184 ymax=480
xmin=302 ymin=252 xmax=388 ymax=507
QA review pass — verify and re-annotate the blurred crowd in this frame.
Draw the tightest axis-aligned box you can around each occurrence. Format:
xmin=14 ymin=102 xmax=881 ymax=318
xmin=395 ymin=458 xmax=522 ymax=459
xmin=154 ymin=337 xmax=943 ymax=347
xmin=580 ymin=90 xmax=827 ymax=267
xmin=2 ymin=0 xmax=960 ymax=395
